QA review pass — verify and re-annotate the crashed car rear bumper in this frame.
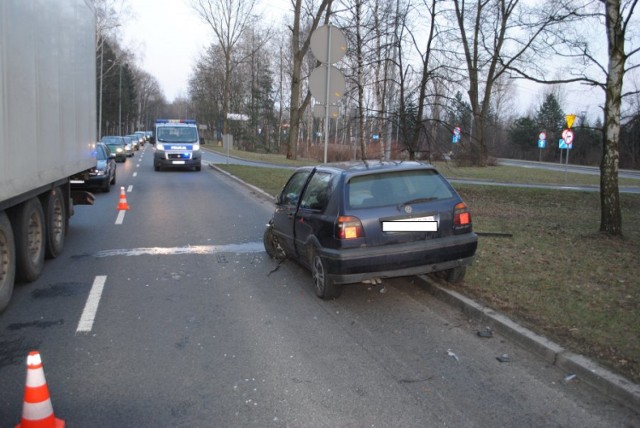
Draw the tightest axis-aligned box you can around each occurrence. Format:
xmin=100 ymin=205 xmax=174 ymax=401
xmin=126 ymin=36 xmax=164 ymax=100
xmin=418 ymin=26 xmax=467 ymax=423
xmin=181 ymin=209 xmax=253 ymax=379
xmin=319 ymin=233 xmax=478 ymax=285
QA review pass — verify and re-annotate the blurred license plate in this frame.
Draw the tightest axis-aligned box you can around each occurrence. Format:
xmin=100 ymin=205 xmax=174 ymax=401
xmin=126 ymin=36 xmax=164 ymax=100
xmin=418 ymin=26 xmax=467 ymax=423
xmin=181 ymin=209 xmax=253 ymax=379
xmin=172 ymin=160 xmax=186 ymax=164
xmin=382 ymin=216 xmax=438 ymax=232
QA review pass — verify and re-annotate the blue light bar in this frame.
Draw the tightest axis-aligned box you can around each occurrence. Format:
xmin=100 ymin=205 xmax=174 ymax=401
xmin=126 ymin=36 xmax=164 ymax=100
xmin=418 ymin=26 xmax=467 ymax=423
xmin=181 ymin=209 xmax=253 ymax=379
xmin=155 ymin=119 xmax=197 ymax=124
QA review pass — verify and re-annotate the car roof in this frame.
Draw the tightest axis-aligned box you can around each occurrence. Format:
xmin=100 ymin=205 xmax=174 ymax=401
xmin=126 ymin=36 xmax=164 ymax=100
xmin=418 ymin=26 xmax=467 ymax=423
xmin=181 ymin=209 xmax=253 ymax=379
xmin=298 ymin=160 xmax=437 ymax=177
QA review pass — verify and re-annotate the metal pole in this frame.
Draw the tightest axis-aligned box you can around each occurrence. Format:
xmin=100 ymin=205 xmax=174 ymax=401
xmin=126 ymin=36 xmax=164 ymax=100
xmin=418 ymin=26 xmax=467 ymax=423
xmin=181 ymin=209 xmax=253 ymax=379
xmin=323 ymin=26 xmax=332 ymax=164
xmin=118 ymin=64 xmax=122 ymax=134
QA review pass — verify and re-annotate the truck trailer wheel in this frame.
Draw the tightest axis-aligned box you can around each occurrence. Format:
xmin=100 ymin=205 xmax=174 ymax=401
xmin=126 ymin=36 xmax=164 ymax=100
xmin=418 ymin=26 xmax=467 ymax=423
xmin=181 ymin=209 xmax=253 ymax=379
xmin=43 ymin=187 xmax=66 ymax=259
xmin=0 ymin=211 xmax=16 ymax=312
xmin=12 ymin=198 xmax=45 ymax=283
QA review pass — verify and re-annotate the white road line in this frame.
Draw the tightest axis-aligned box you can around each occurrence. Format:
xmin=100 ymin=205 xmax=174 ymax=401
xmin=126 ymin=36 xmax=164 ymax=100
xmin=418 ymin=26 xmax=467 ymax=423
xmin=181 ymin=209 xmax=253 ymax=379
xmin=115 ymin=210 xmax=125 ymax=225
xmin=76 ymin=275 xmax=107 ymax=334
xmin=127 ymin=184 xmax=133 ymax=192
xmin=133 ymin=172 xmax=138 ymax=177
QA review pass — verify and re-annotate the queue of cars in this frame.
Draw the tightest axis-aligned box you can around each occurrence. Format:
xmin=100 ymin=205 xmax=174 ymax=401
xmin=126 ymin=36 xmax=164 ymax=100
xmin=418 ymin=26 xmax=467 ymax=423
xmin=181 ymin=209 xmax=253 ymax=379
xmin=70 ymin=131 xmax=152 ymax=193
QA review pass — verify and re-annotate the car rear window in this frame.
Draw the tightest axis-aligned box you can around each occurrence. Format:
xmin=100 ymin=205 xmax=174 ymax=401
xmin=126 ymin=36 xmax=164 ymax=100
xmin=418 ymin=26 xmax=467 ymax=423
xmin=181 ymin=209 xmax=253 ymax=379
xmin=347 ymin=169 xmax=455 ymax=208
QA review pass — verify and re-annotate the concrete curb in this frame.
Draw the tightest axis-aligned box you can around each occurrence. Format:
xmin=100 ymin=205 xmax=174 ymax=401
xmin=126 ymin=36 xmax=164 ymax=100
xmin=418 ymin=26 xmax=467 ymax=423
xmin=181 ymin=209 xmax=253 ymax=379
xmin=416 ymin=274 xmax=640 ymax=414
xmin=208 ymin=162 xmax=640 ymax=414
xmin=207 ymin=162 xmax=276 ymax=200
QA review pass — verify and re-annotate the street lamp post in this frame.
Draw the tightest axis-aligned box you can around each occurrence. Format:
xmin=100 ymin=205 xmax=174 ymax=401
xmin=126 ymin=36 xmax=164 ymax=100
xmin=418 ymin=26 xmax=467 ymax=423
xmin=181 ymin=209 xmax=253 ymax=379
xmin=118 ymin=63 xmax=122 ymax=134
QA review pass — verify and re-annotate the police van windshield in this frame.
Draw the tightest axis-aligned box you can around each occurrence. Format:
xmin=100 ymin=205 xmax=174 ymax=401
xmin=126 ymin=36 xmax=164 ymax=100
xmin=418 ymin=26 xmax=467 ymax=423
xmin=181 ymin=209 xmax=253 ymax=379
xmin=157 ymin=126 xmax=198 ymax=143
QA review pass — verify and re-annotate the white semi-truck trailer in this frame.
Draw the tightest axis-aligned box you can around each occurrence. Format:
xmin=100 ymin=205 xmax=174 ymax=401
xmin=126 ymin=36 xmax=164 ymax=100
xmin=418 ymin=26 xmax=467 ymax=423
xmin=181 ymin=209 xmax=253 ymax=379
xmin=0 ymin=0 xmax=97 ymax=312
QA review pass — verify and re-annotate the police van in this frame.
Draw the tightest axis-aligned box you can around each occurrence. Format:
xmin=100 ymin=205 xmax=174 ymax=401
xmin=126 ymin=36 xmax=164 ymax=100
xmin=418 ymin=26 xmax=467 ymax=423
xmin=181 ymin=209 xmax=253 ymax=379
xmin=153 ymin=119 xmax=202 ymax=171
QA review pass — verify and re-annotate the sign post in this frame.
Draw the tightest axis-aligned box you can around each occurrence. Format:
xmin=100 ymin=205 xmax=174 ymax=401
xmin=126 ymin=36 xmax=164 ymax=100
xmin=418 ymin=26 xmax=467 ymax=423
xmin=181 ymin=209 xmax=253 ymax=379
xmin=561 ymin=129 xmax=574 ymax=183
xmin=310 ymin=25 xmax=347 ymax=163
xmin=537 ymin=131 xmax=546 ymax=162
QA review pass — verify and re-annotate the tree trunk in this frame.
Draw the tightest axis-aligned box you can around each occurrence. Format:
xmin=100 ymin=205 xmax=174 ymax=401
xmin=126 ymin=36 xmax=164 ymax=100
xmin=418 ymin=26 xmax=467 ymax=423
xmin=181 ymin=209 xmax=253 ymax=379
xmin=600 ymin=0 xmax=624 ymax=236
xmin=286 ymin=0 xmax=332 ymax=160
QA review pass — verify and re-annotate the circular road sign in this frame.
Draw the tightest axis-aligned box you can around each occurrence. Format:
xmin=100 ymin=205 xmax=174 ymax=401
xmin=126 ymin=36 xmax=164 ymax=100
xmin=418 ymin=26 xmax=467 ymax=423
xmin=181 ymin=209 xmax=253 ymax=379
xmin=311 ymin=25 xmax=347 ymax=64
xmin=309 ymin=65 xmax=346 ymax=104
xmin=539 ymin=132 xmax=546 ymax=140
xmin=562 ymin=129 xmax=574 ymax=144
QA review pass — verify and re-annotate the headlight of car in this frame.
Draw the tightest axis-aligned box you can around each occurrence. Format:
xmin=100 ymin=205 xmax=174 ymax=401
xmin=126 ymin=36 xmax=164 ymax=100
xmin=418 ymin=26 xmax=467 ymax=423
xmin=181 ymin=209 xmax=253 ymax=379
xmin=193 ymin=143 xmax=200 ymax=151
xmin=157 ymin=143 xmax=165 ymax=150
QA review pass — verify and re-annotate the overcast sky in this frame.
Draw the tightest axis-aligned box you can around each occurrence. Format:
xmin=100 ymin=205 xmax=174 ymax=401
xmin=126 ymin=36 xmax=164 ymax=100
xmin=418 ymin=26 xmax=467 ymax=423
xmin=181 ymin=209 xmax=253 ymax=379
xmin=121 ymin=0 xmax=290 ymax=103
xmin=120 ymin=0 xmax=604 ymax=122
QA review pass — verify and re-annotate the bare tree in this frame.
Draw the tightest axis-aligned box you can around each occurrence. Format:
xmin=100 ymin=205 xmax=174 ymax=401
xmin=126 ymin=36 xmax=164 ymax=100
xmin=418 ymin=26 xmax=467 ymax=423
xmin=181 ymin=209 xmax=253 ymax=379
xmin=504 ymin=0 xmax=640 ymax=236
xmin=286 ymin=0 xmax=334 ymax=159
xmin=192 ymin=0 xmax=259 ymax=135
xmin=451 ymin=0 xmax=574 ymax=166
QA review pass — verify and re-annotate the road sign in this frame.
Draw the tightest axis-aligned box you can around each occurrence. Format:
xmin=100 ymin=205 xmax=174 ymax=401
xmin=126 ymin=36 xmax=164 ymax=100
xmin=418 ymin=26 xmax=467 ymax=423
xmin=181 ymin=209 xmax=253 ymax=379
xmin=452 ymin=127 xmax=461 ymax=144
xmin=566 ymin=114 xmax=576 ymax=129
xmin=310 ymin=25 xmax=347 ymax=64
xmin=562 ymin=129 xmax=574 ymax=146
xmin=313 ymin=104 xmax=339 ymax=119
xmin=538 ymin=140 xmax=546 ymax=148
xmin=539 ymin=132 xmax=546 ymax=141
xmin=309 ymin=65 xmax=346 ymax=104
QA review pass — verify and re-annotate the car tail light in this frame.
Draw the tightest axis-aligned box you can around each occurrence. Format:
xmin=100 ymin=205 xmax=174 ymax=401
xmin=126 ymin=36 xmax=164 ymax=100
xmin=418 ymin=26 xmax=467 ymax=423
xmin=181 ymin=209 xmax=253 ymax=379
xmin=336 ymin=216 xmax=364 ymax=239
xmin=453 ymin=202 xmax=472 ymax=227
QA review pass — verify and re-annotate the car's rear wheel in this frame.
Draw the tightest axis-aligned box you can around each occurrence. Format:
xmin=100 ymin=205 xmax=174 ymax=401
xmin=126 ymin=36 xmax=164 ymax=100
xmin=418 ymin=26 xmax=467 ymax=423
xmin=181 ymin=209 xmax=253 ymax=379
xmin=263 ymin=227 xmax=286 ymax=261
xmin=437 ymin=266 xmax=466 ymax=283
xmin=311 ymin=250 xmax=340 ymax=299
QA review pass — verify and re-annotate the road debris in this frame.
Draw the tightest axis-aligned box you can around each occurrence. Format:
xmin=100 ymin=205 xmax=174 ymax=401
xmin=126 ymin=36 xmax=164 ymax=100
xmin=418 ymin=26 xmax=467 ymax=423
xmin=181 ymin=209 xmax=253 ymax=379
xmin=447 ymin=349 xmax=460 ymax=362
xmin=477 ymin=327 xmax=493 ymax=338
xmin=496 ymin=354 xmax=511 ymax=363
xmin=564 ymin=374 xmax=577 ymax=383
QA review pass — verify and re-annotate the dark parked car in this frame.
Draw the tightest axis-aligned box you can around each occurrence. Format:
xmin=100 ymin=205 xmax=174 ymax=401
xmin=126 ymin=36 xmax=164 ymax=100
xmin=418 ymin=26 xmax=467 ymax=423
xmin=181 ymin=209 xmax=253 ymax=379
xmin=263 ymin=161 xmax=478 ymax=299
xmin=101 ymin=136 xmax=127 ymax=162
xmin=70 ymin=142 xmax=116 ymax=192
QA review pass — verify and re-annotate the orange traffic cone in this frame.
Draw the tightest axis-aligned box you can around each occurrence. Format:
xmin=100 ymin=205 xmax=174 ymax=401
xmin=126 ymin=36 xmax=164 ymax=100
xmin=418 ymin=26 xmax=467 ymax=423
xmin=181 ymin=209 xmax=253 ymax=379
xmin=15 ymin=351 xmax=65 ymax=428
xmin=117 ymin=186 xmax=129 ymax=210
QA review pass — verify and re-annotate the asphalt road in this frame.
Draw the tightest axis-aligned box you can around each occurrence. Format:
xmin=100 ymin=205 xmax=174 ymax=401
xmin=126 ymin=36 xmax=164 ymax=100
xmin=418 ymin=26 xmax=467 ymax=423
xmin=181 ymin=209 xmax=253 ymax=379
xmin=497 ymin=158 xmax=640 ymax=180
xmin=0 ymin=145 xmax=637 ymax=426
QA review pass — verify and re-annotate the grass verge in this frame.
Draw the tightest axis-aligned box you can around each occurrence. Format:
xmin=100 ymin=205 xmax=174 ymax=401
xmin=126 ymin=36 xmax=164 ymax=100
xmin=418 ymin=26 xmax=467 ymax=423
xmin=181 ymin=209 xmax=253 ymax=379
xmin=214 ymin=162 xmax=640 ymax=383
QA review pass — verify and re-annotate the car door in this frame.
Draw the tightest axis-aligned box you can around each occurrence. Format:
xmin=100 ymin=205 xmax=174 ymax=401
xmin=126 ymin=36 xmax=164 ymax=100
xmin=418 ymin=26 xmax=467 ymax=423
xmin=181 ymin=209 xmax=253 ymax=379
xmin=272 ymin=169 xmax=312 ymax=257
xmin=294 ymin=170 xmax=334 ymax=263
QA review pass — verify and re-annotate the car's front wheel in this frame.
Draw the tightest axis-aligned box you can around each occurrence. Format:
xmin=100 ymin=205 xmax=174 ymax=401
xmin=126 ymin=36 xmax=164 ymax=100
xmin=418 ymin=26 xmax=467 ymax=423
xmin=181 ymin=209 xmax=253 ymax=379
xmin=311 ymin=250 xmax=340 ymax=299
xmin=263 ymin=227 xmax=286 ymax=261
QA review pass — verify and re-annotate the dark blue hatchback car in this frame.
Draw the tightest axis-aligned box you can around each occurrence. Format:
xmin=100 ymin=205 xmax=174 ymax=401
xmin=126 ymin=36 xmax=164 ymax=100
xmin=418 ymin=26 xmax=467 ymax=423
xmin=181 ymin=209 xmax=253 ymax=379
xmin=263 ymin=161 xmax=478 ymax=299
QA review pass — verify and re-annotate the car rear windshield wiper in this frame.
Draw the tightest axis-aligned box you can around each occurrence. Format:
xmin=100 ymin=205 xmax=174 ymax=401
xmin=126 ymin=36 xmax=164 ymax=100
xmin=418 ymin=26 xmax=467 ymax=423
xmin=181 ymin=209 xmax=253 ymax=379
xmin=397 ymin=197 xmax=437 ymax=210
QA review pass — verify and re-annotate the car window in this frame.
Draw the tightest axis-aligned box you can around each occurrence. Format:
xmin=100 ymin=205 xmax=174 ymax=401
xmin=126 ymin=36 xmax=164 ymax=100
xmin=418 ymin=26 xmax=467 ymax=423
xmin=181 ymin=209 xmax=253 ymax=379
xmin=300 ymin=172 xmax=333 ymax=211
xmin=157 ymin=126 xmax=198 ymax=143
xmin=95 ymin=144 xmax=108 ymax=161
xmin=348 ymin=170 xmax=455 ymax=208
xmin=280 ymin=171 xmax=311 ymax=205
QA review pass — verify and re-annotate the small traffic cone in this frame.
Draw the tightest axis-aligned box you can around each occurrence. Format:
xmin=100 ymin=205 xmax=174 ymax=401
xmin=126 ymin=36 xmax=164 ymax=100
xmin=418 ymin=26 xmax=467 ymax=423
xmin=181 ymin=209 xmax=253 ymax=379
xmin=117 ymin=186 xmax=129 ymax=210
xmin=16 ymin=351 xmax=65 ymax=428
